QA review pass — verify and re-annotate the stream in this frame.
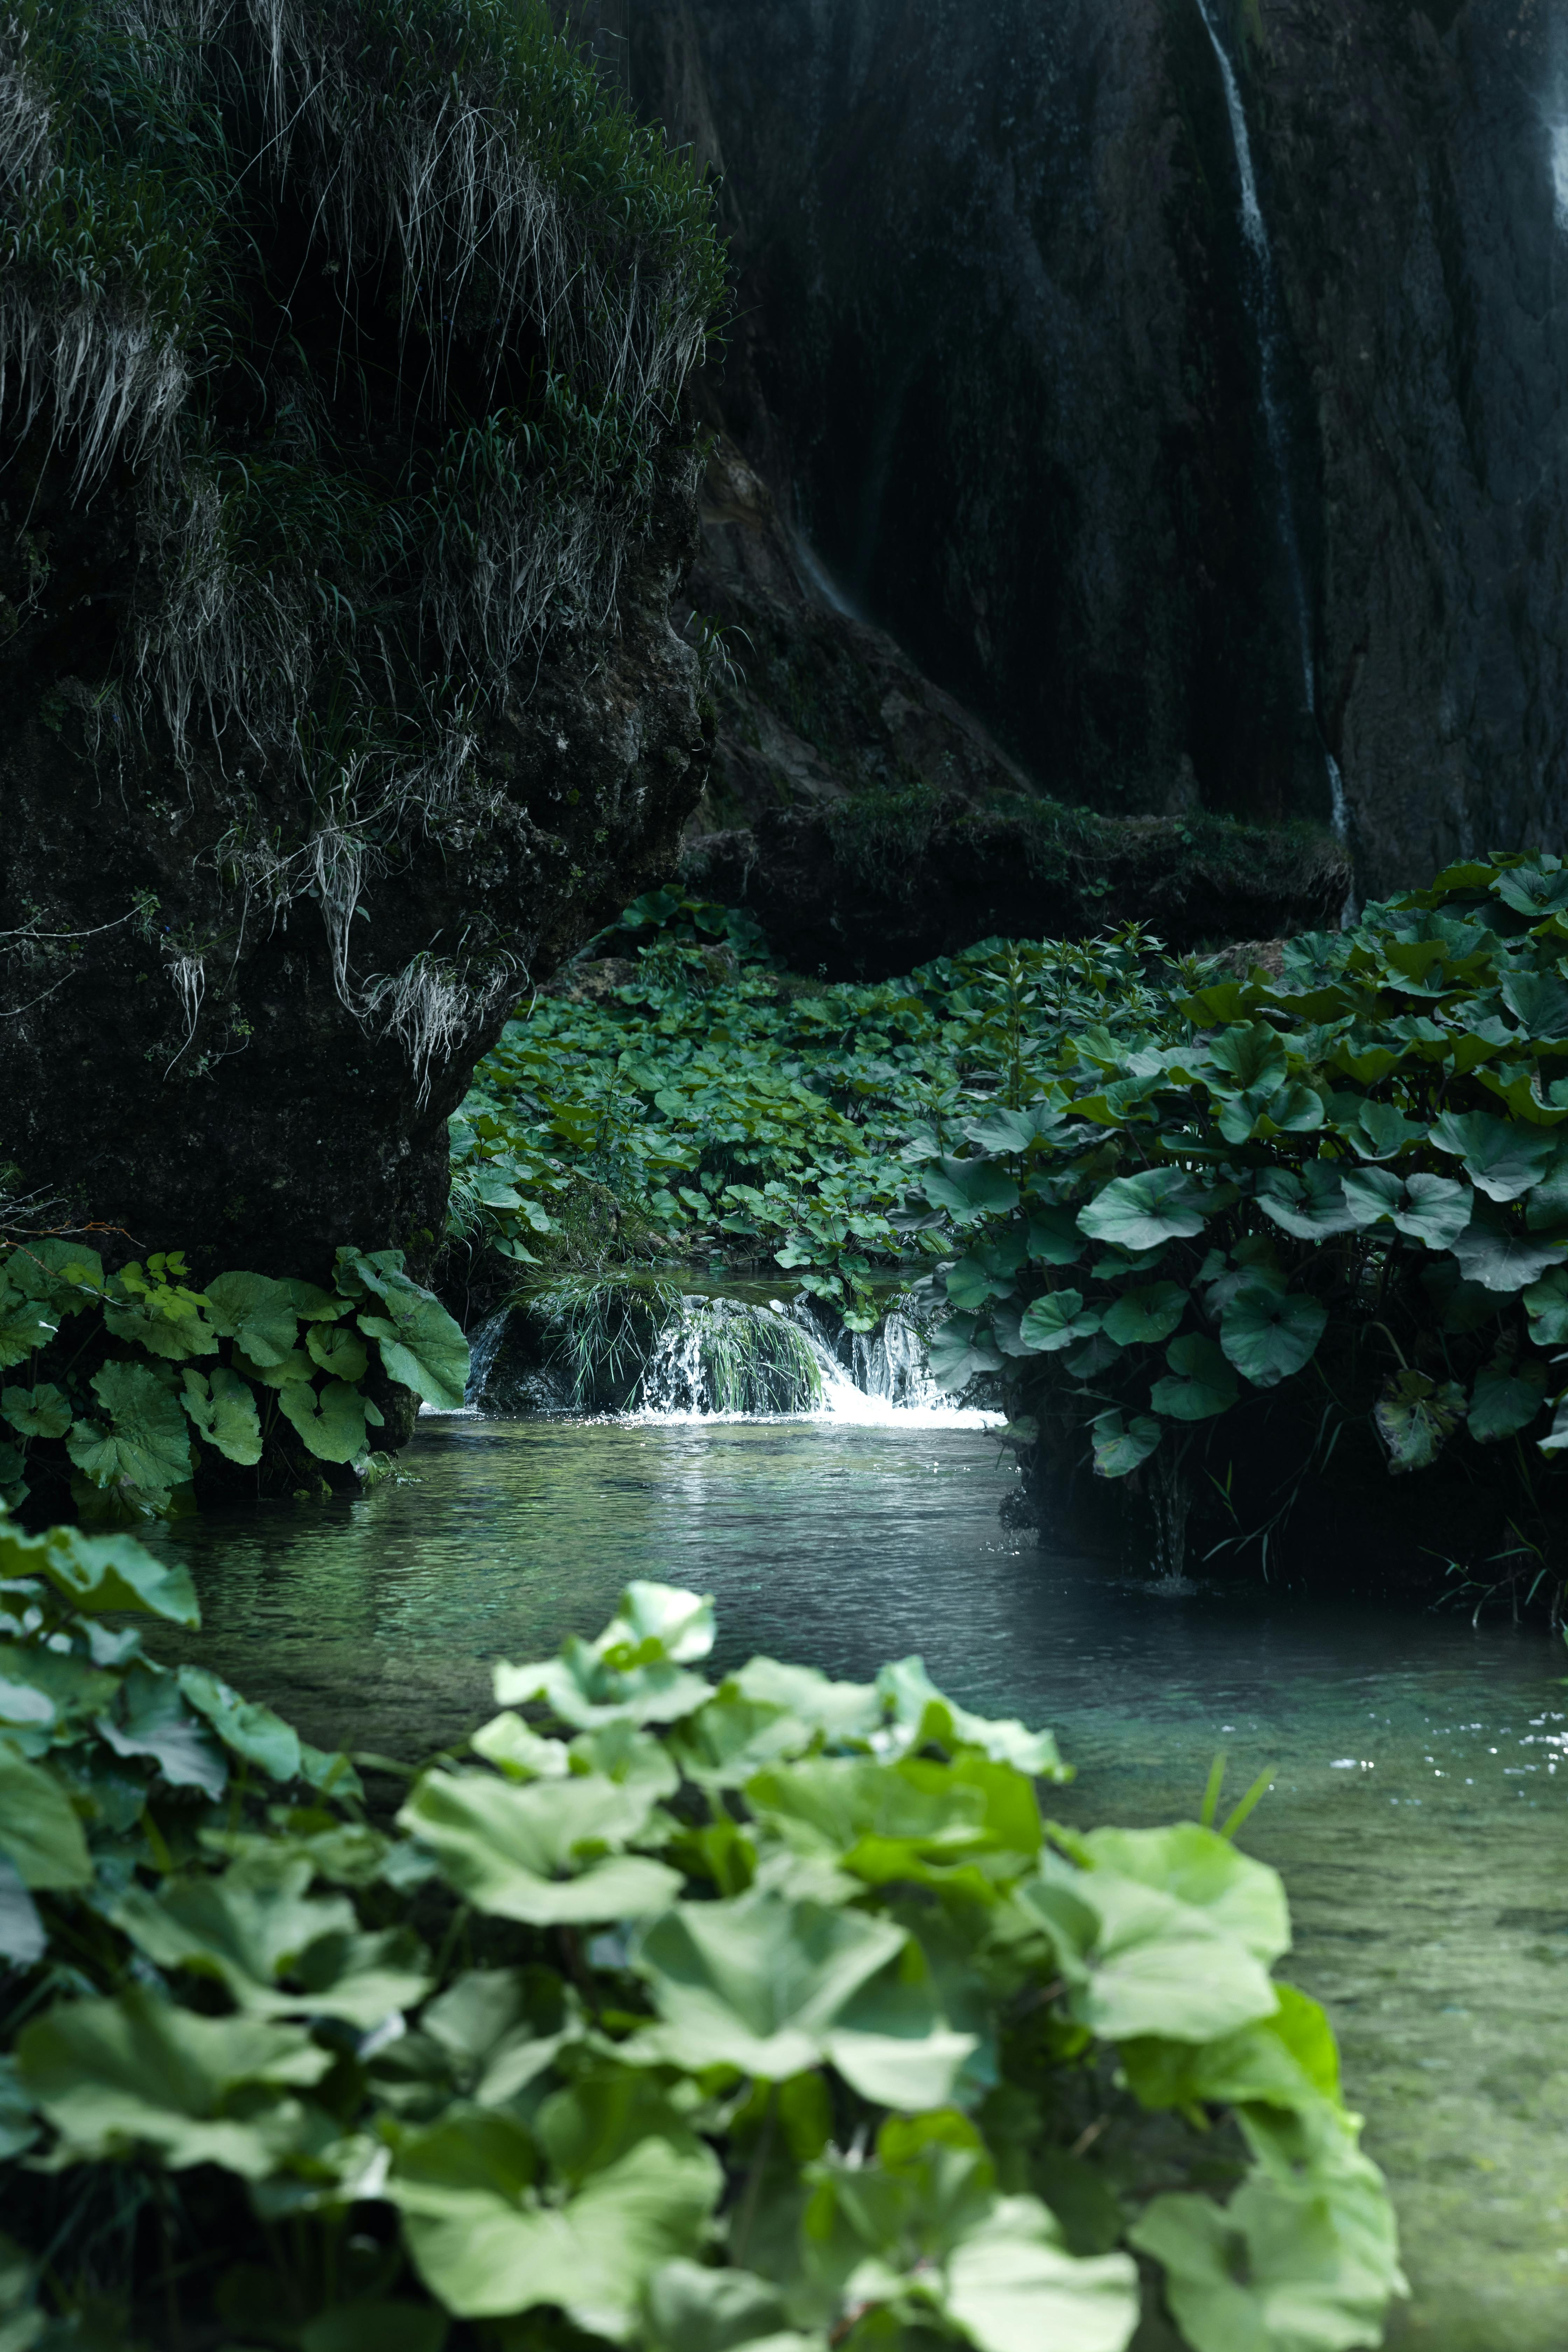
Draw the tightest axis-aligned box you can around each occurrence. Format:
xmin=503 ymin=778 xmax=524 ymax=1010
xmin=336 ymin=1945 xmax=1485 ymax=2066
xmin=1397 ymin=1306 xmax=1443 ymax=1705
xmin=141 ymin=1399 xmax=1568 ymax=2350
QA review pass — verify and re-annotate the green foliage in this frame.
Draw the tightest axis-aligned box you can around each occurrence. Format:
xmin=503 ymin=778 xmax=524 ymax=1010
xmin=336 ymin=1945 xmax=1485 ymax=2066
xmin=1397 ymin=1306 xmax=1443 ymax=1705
xmin=0 ymin=1244 xmax=465 ymax=1515
xmin=0 ymin=1521 xmax=1405 ymax=2351
xmin=451 ymin=896 xmax=1182 ymax=1325
xmin=887 ymin=853 xmax=1568 ymax=1585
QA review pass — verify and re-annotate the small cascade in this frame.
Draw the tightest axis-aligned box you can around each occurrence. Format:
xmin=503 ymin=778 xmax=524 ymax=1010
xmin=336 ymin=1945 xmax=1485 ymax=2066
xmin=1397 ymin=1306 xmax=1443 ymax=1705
xmin=463 ymin=1308 xmax=510 ymax=1407
xmin=1193 ymin=0 xmax=1353 ymax=900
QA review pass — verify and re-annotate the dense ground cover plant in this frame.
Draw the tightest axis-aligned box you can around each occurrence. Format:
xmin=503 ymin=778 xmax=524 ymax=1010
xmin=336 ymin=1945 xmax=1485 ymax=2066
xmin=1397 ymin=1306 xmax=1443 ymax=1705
xmin=916 ymin=854 xmax=1568 ymax=1596
xmin=0 ymin=1242 xmax=467 ymax=1517
xmin=448 ymin=892 xmax=1175 ymax=1328
xmin=0 ymin=1511 xmax=1404 ymax=2350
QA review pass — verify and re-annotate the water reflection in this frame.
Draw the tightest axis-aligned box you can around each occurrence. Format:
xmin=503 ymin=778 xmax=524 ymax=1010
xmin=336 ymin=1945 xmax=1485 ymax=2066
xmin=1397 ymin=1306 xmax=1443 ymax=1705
xmin=143 ymin=1416 xmax=1568 ymax=2349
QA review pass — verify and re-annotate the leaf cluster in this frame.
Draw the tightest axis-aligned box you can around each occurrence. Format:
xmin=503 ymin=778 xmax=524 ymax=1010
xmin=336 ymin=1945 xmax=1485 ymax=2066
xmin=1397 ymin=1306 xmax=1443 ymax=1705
xmin=913 ymin=855 xmax=1568 ymax=1579
xmin=0 ymin=1531 xmax=1405 ymax=2352
xmin=0 ymin=1243 xmax=468 ymax=1517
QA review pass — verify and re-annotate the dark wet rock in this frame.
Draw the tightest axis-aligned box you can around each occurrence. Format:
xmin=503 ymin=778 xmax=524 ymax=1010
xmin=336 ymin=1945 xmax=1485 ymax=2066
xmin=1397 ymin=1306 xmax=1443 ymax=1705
xmin=565 ymin=0 xmax=1568 ymax=897
xmin=681 ymin=800 xmax=1351 ymax=982
xmin=0 ymin=461 xmax=709 ymax=1279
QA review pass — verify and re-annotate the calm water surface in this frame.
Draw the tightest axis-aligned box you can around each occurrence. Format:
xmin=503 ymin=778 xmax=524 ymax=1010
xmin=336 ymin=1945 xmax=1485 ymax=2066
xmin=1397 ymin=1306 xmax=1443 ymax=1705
xmin=145 ymin=1416 xmax=1568 ymax=2350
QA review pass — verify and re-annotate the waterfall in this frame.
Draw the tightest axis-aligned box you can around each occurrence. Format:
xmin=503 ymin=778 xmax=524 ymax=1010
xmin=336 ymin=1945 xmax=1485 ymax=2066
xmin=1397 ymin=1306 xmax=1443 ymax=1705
xmin=462 ymin=1307 xmax=510 ymax=1407
xmin=1193 ymin=0 xmax=1352 ymax=882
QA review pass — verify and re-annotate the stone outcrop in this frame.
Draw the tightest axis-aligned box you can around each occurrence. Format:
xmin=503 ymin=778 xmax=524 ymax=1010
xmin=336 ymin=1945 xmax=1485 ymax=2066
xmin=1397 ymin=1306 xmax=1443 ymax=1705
xmin=0 ymin=466 xmax=708 ymax=1274
xmin=564 ymin=0 xmax=1568 ymax=899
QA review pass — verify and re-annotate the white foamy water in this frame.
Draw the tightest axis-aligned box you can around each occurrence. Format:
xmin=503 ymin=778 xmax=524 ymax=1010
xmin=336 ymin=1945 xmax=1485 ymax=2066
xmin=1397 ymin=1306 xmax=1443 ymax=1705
xmin=629 ymin=1300 xmax=999 ymax=1429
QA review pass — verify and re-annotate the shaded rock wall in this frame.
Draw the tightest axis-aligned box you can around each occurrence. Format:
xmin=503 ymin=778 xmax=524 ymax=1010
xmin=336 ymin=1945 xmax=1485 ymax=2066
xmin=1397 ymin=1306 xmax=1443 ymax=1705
xmin=0 ymin=461 xmax=708 ymax=1276
xmin=566 ymin=0 xmax=1568 ymax=897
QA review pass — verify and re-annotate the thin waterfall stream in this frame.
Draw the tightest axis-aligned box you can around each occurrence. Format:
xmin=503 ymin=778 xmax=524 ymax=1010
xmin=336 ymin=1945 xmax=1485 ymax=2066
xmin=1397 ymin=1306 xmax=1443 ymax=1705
xmin=1192 ymin=0 xmax=1353 ymax=866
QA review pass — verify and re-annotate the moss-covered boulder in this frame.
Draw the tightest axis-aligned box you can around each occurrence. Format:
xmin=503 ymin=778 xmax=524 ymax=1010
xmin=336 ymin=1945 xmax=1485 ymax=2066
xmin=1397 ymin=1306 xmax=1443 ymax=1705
xmin=0 ymin=0 xmax=723 ymax=1269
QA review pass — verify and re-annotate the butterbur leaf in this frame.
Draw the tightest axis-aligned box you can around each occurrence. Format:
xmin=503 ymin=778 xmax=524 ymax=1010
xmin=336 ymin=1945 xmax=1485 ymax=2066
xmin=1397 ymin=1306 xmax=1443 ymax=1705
xmin=306 ymin=1324 xmax=368 ymax=1380
xmin=180 ymin=1367 xmax=263 ymax=1465
xmin=358 ymin=1292 xmax=469 ymax=1410
xmin=1017 ymin=1292 xmax=1101 ymax=1353
xmin=399 ymin=1769 xmax=681 ymax=1924
xmin=1492 ymin=862 xmax=1568 ymax=918
xmin=1205 ymin=1021 xmax=1289 ymax=1097
xmin=1255 ymin=1164 xmax=1358 ymax=1240
xmin=1451 ymin=1204 xmax=1568 ymax=1292
xmin=96 ymin=1662 xmax=228 ymax=1796
xmin=943 ymin=2198 xmax=1140 ymax=2352
xmin=944 ymin=1256 xmax=1014 ymax=1314
xmin=278 ymin=1379 xmax=379 ymax=1465
xmin=1026 ymin=1210 xmax=1086 ymax=1267
xmin=1219 ymin=1287 xmax=1327 ymax=1388
xmin=178 ymin=1664 xmax=301 ymax=1779
xmin=1501 ymin=966 xmax=1568 ymax=1038
xmin=1375 ymin=1370 xmax=1465 ymax=1474
xmin=20 ymin=1526 xmax=199 ymax=1624
xmin=1341 ymin=1166 xmax=1472 ymax=1247
xmin=1466 ymin=1360 xmax=1548 ymax=1444
xmin=927 ymin=1314 xmax=1004 ymax=1391
xmin=1150 ymin=1337 xmax=1239 ymax=1422
xmin=0 ymin=1855 xmax=45 ymax=1966
xmin=15 ymin=1985 xmax=330 ymax=2175
xmin=1523 ymin=1267 xmax=1568 ymax=1345
xmin=1090 ymin=1411 xmax=1162 ymax=1479
xmin=1352 ymin=1100 xmax=1426 ymax=1160
xmin=1100 ymin=1282 xmax=1186 ymax=1347
xmin=1078 ymin=1169 xmax=1213 ymax=1251
xmin=1132 ymin=2170 xmax=1402 ymax=2352
xmin=921 ymin=1157 xmax=1021 ymax=1223
xmin=0 ymin=1746 xmax=93 ymax=1888
xmin=203 ymin=1272 xmax=300 ymax=1366
xmin=1429 ymin=1109 xmax=1554 ymax=1202
xmin=0 ymin=1288 xmax=59 ymax=1370
xmin=631 ymin=1888 xmax=968 ymax=2105
xmin=0 ymin=1384 xmax=70 ymax=1440
xmin=390 ymin=2110 xmax=720 ymax=2336
xmin=643 ymin=2260 xmax=812 ymax=2352
xmin=66 ymin=1361 xmax=192 ymax=1502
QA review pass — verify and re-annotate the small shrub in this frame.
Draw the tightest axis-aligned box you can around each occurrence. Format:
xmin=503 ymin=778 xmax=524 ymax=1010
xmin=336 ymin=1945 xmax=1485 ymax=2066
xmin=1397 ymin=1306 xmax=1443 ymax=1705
xmin=0 ymin=1241 xmax=467 ymax=1516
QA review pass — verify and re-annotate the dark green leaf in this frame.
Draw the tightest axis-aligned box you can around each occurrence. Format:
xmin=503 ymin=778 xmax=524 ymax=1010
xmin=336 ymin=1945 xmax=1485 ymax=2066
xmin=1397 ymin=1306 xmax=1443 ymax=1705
xmin=1150 ymin=1338 xmax=1239 ymax=1422
xmin=1219 ymin=1288 xmax=1327 ymax=1389
xmin=1078 ymin=1170 xmax=1212 ymax=1251
xmin=1100 ymin=1282 xmax=1186 ymax=1348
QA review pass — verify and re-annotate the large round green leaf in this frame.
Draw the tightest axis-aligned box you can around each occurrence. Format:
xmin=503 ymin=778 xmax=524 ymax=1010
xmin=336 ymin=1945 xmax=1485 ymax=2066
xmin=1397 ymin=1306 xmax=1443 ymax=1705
xmin=1451 ymin=1206 xmax=1568 ymax=1292
xmin=1100 ymin=1282 xmax=1186 ymax=1348
xmin=1374 ymin=1370 xmax=1465 ymax=1473
xmin=928 ymin=1314 xmax=1004 ymax=1391
xmin=0 ymin=1383 xmax=70 ymax=1440
xmin=278 ymin=1378 xmax=379 ymax=1465
xmin=921 ymin=1157 xmax=1021 ymax=1223
xmin=1341 ymin=1166 xmax=1472 ymax=1247
xmin=0 ymin=1287 xmax=58 ymax=1371
xmin=1078 ymin=1170 xmax=1212 ymax=1252
xmin=399 ymin=1768 xmax=681 ymax=1924
xmin=0 ymin=1746 xmax=92 ymax=1888
xmin=358 ymin=1290 xmax=469 ymax=1409
xmin=15 ymin=1986 xmax=330 ymax=2176
xmin=1090 ymin=1411 xmax=1162 ymax=1479
xmin=1429 ymin=1109 xmax=1554 ymax=1202
xmin=1254 ymin=1164 xmax=1358 ymax=1240
xmin=1149 ymin=1337 xmax=1238 ymax=1422
xmin=180 ymin=1366 xmax=263 ymax=1465
xmin=1219 ymin=1287 xmax=1327 ymax=1388
xmin=204 ymin=1272 xmax=300 ymax=1366
xmin=1466 ymin=1362 xmax=1549 ymax=1444
xmin=66 ymin=1362 xmax=193 ymax=1503
xmin=1017 ymin=1291 xmax=1102 ymax=1354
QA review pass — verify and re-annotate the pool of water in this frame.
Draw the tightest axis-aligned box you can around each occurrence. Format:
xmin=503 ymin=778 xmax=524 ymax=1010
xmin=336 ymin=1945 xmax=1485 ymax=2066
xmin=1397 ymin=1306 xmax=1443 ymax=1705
xmin=144 ymin=1415 xmax=1568 ymax=2349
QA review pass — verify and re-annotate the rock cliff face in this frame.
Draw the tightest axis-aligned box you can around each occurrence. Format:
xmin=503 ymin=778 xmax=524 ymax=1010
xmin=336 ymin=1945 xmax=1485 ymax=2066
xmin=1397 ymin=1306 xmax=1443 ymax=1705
xmin=568 ymin=0 xmax=1568 ymax=897
xmin=0 ymin=465 xmax=707 ymax=1273
xmin=0 ymin=1 xmax=720 ymax=1274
